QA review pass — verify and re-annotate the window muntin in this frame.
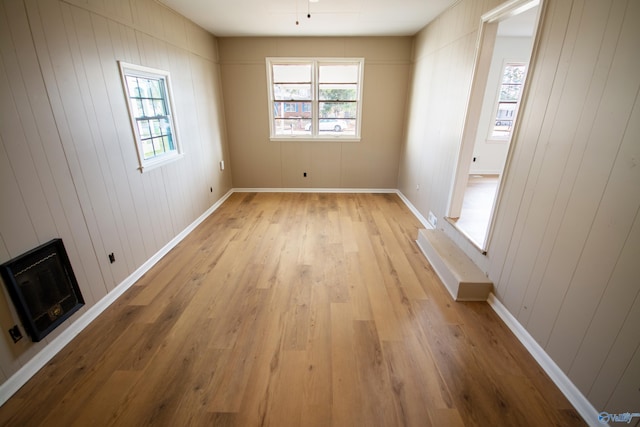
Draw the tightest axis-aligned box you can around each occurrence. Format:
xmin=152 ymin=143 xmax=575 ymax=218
xmin=491 ymin=63 xmax=526 ymax=140
xmin=119 ymin=62 xmax=182 ymax=171
xmin=267 ymin=58 xmax=364 ymax=140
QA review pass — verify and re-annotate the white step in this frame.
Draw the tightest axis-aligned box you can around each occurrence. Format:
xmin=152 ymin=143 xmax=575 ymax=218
xmin=416 ymin=229 xmax=492 ymax=301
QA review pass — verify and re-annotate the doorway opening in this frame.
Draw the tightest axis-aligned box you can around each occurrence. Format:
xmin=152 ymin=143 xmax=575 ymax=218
xmin=447 ymin=0 xmax=544 ymax=253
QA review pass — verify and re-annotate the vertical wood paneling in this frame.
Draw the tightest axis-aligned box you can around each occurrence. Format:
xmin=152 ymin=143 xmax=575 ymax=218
xmin=28 ymin=0 xmax=112 ymax=297
xmin=90 ymin=14 xmax=147 ymax=268
xmin=0 ymin=0 xmax=230 ymax=385
xmin=5 ymin=0 xmax=102 ymax=308
xmin=603 ymin=344 xmax=640 ymax=414
xmin=219 ymin=37 xmax=412 ymax=190
xmin=542 ymin=0 xmax=640 ymax=370
xmin=570 ymin=205 xmax=640 ymax=395
xmin=587 ymin=290 xmax=640 ymax=409
xmin=517 ymin=1 xmax=624 ymax=330
xmin=488 ymin=0 xmax=573 ymax=297
xmin=399 ymin=0 xmax=640 ymax=417
xmin=497 ymin=0 xmax=585 ymax=312
xmin=70 ymin=6 xmax=135 ymax=279
xmin=523 ymin=0 xmax=630 ymax=345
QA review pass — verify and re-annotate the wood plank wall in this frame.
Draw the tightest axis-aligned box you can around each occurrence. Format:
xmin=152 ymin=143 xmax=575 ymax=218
xmin=398 ymin=0 xmax=640 ymax=416
xmin=218 ymin=37 xmax=413 ymax=189
xmin=0 ymin=0 xmax=231 ymax=383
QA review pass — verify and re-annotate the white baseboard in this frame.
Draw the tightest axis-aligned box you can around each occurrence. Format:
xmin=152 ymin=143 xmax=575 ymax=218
xmin=395 ymin=191 xmax=434 ymax=230
xmin=233 ymin=187 xmax=397 ymax=193
xmin=487 ymin=293 xmax=602 ymax=427
xmin=0 ymin=189 xmax=234 ymax=406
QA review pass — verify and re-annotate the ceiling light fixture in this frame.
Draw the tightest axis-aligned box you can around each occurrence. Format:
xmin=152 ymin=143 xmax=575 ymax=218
xmin=296 ymin=0 xmax=317 ymax=25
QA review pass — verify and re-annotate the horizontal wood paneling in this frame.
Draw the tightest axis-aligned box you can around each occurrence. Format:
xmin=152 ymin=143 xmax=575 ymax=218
xmin=0 ymin=0 xmax=230 ymax=386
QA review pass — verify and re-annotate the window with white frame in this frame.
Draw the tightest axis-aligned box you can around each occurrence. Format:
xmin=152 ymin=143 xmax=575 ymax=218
xmin=266 ymin=58 xmax=364 ymax=140
xmin=119 ymin=61 xmax=182 ymax=171
xmin=490 ymin=62 xmax=527 ymax=140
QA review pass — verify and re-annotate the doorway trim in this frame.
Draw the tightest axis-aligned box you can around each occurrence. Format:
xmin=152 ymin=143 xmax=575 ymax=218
xmin=446 ymin=0 xmax=546 ymax=252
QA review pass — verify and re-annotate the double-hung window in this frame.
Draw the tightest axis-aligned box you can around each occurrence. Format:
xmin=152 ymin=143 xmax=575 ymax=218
xmin=490 ymin=62 xmax=527 ymax=140
xmin=267 ymin=58 xmax=364 ymax=140
xmin=119 ymin=61 xmax=182 ymax=172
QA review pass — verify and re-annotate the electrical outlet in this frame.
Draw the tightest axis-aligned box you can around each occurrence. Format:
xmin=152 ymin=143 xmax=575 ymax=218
xmin=108 ymin=253 xmax=115 ymax=264
xmin=303 ymin=172 xmax=307 ymax=177
xmin=416 ymin=184 xmax=420 ymax=191
xmin=219 ymin=160 xmax=225 ymax=171
xmin=9 ymin=325 xmax=22 ymax=343
xmin=427 ymin=211 xmax=437 ymax=228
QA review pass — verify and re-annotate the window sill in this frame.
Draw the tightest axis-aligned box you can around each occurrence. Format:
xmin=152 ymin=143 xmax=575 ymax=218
xmin=269 ymin=136 xmax=361 ymax=143
xmin=138 ymin=153 xmax=184 ymax=173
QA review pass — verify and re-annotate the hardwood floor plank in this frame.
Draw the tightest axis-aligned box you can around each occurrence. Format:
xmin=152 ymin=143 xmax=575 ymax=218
xmin=352 ymin=321 xmax=399 ymax=426
xmin=330 ymin=303 xmax=362 ymax=427
xmin=344 ymin=251 xmax=374 ymax=320
xmin=301 ymin=284 xmax=332 ymax=427
xmin=0 ymin=193 xmax=586 ymax=426
xmin=353 ymin=221 xmax=405 ymax=342
xmin=69 ymin=369 xmax=142 ymax=427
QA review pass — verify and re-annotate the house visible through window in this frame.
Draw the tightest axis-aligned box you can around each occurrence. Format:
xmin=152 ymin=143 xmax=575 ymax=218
xmin=119 ymin=61 xmax=182 ymax=171
xmin=491 ymin=62 xmax=526 ymax=140
xmin=267 ymin=58 xmax=364 ymax=140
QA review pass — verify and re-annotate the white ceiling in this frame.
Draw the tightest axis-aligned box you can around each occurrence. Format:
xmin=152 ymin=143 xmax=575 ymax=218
xmin=158 ymin=0 xmax=459 ymax=37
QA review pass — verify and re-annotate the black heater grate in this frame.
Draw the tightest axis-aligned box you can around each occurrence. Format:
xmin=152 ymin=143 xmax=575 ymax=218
xmin=1 ymin=239 xmax=84 ymax=342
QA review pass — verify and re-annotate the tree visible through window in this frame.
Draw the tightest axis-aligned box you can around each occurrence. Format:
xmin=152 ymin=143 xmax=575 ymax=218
xmin=267 ymin=58 xmax=364 ymax=139
xmin=491 ymin=62 xmax=526 ymax=139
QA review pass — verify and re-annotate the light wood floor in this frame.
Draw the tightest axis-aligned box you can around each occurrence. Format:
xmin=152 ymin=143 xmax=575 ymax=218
xmin=0 ymin=193 xmax=585 ymax=426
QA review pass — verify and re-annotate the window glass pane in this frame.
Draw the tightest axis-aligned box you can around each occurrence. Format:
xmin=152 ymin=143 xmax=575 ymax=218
xmin=142 ymin=140 xmax=154 ymax=159
xmin=138 ymin=78 xmax=151 ymax=98
xmin=273 ymin=64 xmax=311 ymax=83
xmin=142 ymin=99 xmax=155 ymax=117
xmin=137 ymin=120 xmax=151 ymax=139
xmin=496 ymin=102 xmax=517 ymax=119
xmin=153 ymin=99 xmax=167 ymax=116
xmin=319 ymin=101 xmax=357 ymax=119
xmin=126 ymin=76 xmax=140 ymax=97
xmin=273 ymin=118 xmax=312 ymax=136
xmin=150 ymin=119 xmax=162 ymax=137
xmin=319 ymin=64 xmax=358 ymax=83
xmin=160 ymin=118 xmax=173 ymax=145
xmin=274 ymin=102 xmax=312 ymax=118
xmin=319 ymin=84 xmax=357 ymax=101
xmin=499 ymin=84 xmax=522 ymax=101
xmin=274 ymin=84 xmax=311 ymax=101
xmin=152 ymin=137 xmax=166 ymax=155
xmin=315 ymin=118 xmax=356 ymax=135
xmin=502 ymin=64 xmax=526 ymax=84
xmin=284 ymin=103 xmax=298 ymax=113
xmin=149 ymin=79 xmax=162 ymax=98
xmin=132 ymin=99 xmax=144 ymax=118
